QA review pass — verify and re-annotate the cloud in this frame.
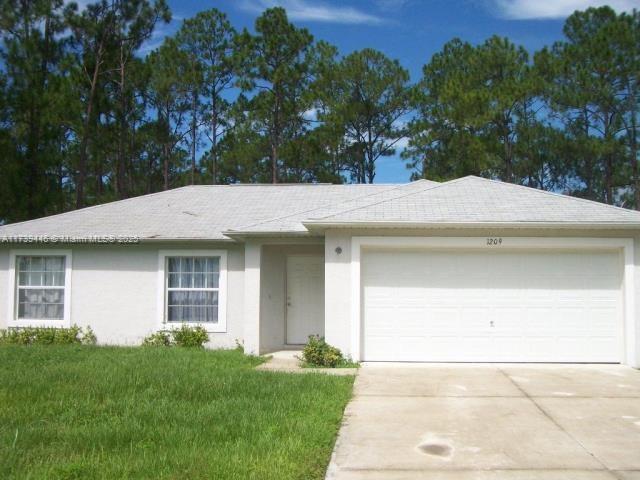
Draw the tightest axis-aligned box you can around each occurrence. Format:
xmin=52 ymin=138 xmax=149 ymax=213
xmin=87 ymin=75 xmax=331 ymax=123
xmin=303 ymin=108 xmax=319 ymax=121
xmin=493 ymin=0 xmax=638 ymax=19
xmin=139 ymin=20 xmax=179 ymax=55
xmin=393 ymin=136 xmax=410 ymax=150
xmin=239 ymin=0 xmax=385 ymax=25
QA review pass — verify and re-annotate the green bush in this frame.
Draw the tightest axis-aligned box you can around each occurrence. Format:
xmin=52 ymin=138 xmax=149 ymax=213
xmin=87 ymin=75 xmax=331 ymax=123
xmin=0 ymin=325 xmax=97 ymax=346
xmin=172 ymin=325 xmax=209 ymax=348
xmin=142 ymin=331 xmax=173 ymax=347
xmin=301 ymin=335 xmax=345 ymax=368
xmin=142 ymin=326 xmax=209 ymax=348
xmin=81 ymin=326 xmax=97 ymax=345
xmin=52 ymin=325 xmax=82 ymax=344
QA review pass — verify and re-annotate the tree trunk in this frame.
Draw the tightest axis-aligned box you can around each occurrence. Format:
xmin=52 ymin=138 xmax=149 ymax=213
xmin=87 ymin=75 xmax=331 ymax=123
xmin=504 ymin=138 xmax=513 ymax=183
xmin=358 ymin=144 xmax=365 ymax=183
xmin=271 ymin=142 xmax=278 ymax=184
xmin=116 ymin=44 xmax=127 ymax=199
xmin=604 ymin=110 xmax=613 ymax=205
xmin=24 ymin=6 xmax=50 ymax=218
xmin=631 ymin=113 xmax=639 ymax=210
xmin=605 ymin=153 xmax=613 ymax=205
xmin=191 ymin=89 xmax=198 ymax=185
xmin=582 ymin=108 xmax=594 ymax=199
xmin=160 ymin=104 xmax=170 ymax=190
xmin=271 ymin=87 xmax=281 ymax=184
xmin=95 ymin=143 xmax=104 ymax=198
xmin=76 ymin=50 xmax=102 ymax=209
xmin=365 ymin=144 xmax=375 ymax=184
xmin=163 ymin=140 xmax=170 ymax=190
xmin=502 ymin=118 xmax=513 ymax=183
xmin=627 ymin=79 xmax=639 ymax=209
xmin=211 ymin=96 xmax=218 ymax=185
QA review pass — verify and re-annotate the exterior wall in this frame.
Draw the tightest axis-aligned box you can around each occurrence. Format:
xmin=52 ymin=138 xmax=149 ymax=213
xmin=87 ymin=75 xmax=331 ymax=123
xmin=4 ymin=228 xmax=639 ymax=364
xmin=0 ymin=243 xmax=244 ymax=349
xmin=260 ymin=244 xmax=324 ymax=353
xmin=324 ymin=232 xmax=353 ymax=355
xmin=0 ymin=250 xmax=8 ymax=331
xmin=324 ymin=228 xmax=640 ymax=366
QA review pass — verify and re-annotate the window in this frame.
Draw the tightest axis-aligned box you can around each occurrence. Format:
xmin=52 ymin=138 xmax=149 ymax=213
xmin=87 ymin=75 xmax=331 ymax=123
xmin=16 ymin=256 xmax=66 ymax=319
xmin=158 ymin=250 xmax=227 ymax=332
xmin=167 ymin=257 xmax=219 ymax=323
xmin=8 ymin=250 xmax=72 ymax=327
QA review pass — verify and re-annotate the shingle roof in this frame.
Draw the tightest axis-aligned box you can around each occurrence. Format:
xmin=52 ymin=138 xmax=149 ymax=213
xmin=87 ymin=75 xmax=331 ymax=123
xmin=2 ymin=176 xmax=640 ymax=242
xmin=229 ymin=179 xmax=438 ymax=234
xmin=304 ymin=176 xmax=640 ymax=227
xmin=0 ymin=184 xmax=394 ymax=240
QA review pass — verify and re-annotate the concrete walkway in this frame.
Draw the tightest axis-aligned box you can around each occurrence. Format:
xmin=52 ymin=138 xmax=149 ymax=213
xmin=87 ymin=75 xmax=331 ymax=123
xmin=326 ymin=363 xmax=640 ymax=479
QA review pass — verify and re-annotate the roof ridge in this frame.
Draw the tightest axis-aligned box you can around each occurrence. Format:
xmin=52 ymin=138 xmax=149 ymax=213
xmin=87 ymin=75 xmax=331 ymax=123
xmin=230 ymin=183 xmax=404 ymax=231
xmin=468 ymin=176 xmax=640 ymax=216
xmin=186 ymin=183 xmax=405 ymax=188
xmin=0 ymin=185 xmax=194 ymax=231
xmin=312 ymin=177 xmax=465 ymax=221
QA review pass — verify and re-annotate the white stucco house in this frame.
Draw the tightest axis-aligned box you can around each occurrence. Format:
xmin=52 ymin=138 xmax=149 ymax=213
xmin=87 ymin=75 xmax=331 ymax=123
xmin=2 ymin=175 xmax=640 ymax=366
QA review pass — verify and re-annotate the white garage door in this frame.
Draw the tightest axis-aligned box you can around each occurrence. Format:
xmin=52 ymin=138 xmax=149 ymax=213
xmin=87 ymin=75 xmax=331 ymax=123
xmin=362 ymin=249 xmax=623 ymax=362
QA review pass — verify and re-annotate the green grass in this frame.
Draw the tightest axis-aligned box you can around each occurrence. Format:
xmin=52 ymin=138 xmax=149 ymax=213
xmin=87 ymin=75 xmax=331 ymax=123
xmin=0 ymin=346 xmax=354 ymax=479
xmin=299 ymin=359 xmax=360 ymax=369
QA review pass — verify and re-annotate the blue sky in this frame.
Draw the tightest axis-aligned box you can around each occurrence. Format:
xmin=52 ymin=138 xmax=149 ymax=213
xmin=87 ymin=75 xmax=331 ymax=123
xmin=149 ymin=0 xmax=636 ymax=183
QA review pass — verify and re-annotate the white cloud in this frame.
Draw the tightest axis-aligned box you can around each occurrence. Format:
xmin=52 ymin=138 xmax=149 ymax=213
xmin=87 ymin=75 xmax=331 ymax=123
xmin=139 ymin=21 xmax=178 ymax=55
xmin=494 ymin=0 xmax=638 ymax=20
xmin=393 ymin=136 xmax=410 ymax=150
xmin=239 ymin=0 xmax=385 ymax=25
xmin=303 ymin=108 xmax=319 ymax=121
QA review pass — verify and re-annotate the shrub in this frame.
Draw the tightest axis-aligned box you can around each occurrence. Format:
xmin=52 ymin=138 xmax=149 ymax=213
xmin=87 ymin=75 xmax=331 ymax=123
xmin=52 ymin=325 xmax=83 ymax=344
xmin=81 ymin=326 xmax=97 ymax=345
xmin=301 ymin=335 xmax=345 ymax=368
xmin=0 ymin=325 xmax=97 ymax=346
xmin=142 ymin=326 xmax=209 ymax=348
xmin=172 ymin=325 xmax=209 ymax=348
xmin=142 ymin=331 xmax=173 ymax=347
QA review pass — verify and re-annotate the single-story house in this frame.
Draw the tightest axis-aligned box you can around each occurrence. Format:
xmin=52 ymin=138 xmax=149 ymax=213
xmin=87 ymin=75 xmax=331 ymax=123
xmin=2 ymin=176 xmax=640 ymax=366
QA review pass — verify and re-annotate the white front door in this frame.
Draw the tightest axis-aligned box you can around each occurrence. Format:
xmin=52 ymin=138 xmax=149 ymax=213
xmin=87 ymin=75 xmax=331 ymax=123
xmin=362 ymin=249 xmax=623 ymax=362
xmin=286 ymin=255 xmax=325 ymax=345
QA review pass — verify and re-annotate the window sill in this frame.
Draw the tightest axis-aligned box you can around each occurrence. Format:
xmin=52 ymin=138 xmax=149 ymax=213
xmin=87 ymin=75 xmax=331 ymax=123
xmin=163 ymin=322 xmax=226 ymax=333
xmin=10 ymin=319 xmax=70 ymax=329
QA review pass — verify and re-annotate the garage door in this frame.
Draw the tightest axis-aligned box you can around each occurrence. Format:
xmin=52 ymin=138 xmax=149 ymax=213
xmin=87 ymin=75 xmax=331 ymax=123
xmin=362 ymin=249 xmax=623 ymax=362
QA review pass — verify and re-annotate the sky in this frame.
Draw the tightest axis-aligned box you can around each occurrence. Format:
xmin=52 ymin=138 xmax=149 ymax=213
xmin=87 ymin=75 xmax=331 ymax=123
xmin=147 ymin=0 xmax=638 ymax=183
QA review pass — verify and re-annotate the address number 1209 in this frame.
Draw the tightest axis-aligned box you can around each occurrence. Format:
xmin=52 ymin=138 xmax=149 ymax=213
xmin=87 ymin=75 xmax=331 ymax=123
xmin=486 ymin=237 xmax=503 ymax=246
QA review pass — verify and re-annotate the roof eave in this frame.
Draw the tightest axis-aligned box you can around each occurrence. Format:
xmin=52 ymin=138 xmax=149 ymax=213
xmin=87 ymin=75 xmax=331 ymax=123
xmin=302 ymin=220 xmax=640 ymax=231
xmin=0 ymin=236 xmax=238 ymax=245
xmin=138 ymin=237 xmax=237 ymax=243
xmin=221 ymin=230 xmax=316 ymax=240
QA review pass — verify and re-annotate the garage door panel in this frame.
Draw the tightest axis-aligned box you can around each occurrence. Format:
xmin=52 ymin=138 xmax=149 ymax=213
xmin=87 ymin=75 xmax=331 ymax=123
xmin=362 ymin=249 xmax=622 ymax=363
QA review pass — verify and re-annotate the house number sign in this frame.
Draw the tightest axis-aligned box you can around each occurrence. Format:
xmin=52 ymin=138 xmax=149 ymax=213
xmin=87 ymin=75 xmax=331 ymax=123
xmin=486 ymin=237 xmax=503 ymax=246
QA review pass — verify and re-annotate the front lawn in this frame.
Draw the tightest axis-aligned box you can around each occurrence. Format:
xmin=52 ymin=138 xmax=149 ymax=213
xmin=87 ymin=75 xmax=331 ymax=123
xmin=0 ymin=346 xmax=354 ymax=479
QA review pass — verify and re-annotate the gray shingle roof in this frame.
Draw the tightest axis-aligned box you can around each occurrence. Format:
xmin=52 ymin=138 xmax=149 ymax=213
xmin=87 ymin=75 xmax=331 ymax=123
xmin=304 ymin=176 xmax=640 ymax=227
xmin=0 ymin=184 xmax=393 ymax=240
xmin=1 ymin=176 xmax=640 ymax=242
xmin=229 ymin=179 xmax=438 ymax=234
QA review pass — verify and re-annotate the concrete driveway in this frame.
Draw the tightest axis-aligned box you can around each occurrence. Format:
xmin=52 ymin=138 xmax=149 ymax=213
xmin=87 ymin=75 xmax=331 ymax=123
xmin=326 ymin=364 xmax=640 ymax=480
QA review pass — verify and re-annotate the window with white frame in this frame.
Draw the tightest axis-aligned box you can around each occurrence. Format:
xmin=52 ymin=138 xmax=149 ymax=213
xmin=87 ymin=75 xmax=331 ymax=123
xmin=166 ymin=256 xmax=220 ymax=323
xmin=16 ymin=256 xmax=67 ymax=320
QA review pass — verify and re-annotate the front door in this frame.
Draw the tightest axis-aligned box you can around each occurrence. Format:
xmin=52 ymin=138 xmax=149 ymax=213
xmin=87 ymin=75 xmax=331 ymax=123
xmin=286 ymin=255 xmax=325 ymax=345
